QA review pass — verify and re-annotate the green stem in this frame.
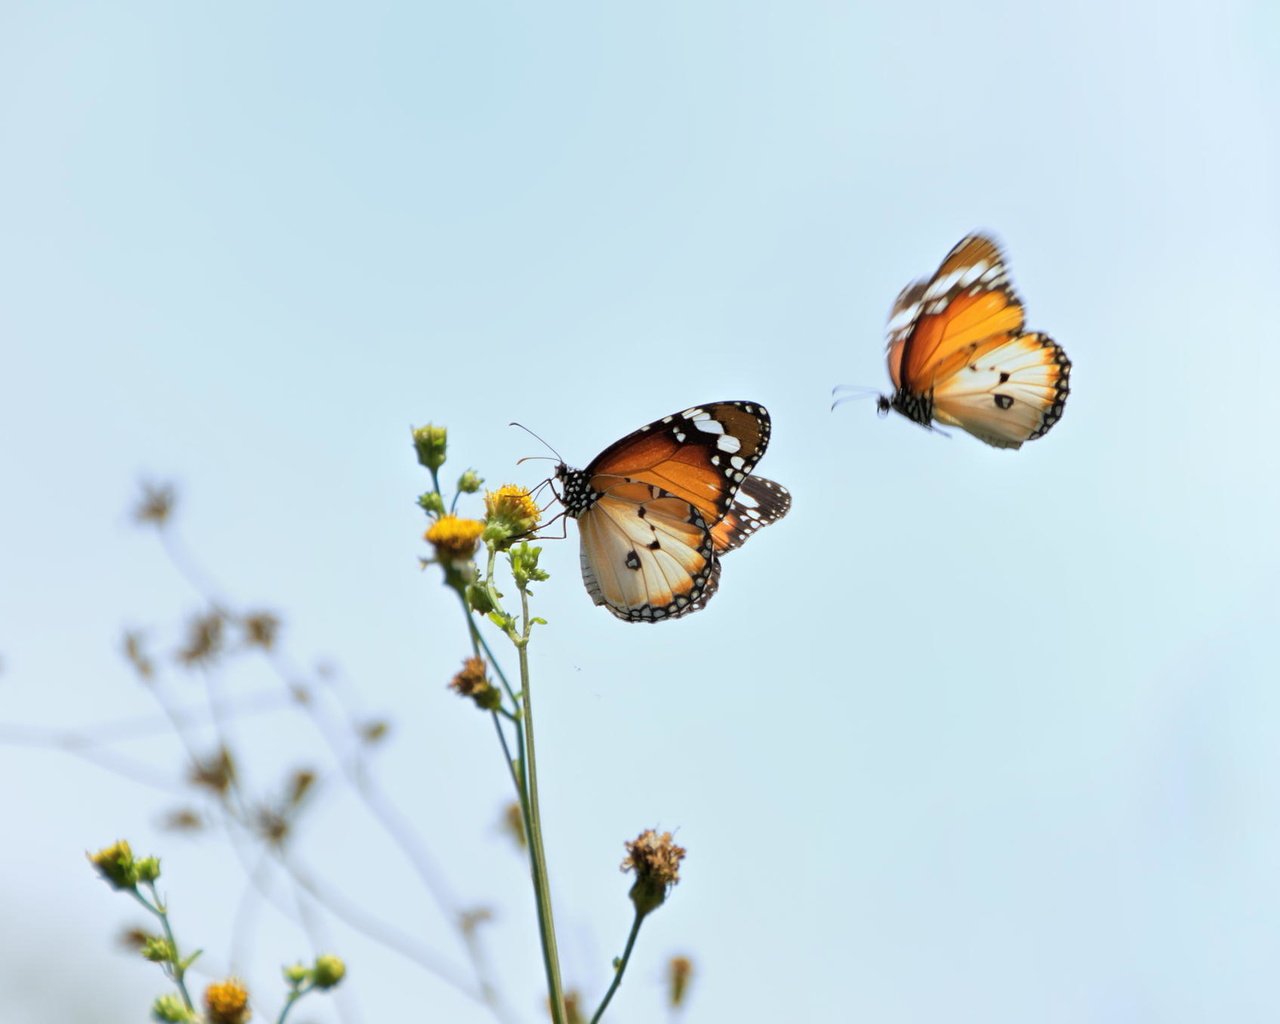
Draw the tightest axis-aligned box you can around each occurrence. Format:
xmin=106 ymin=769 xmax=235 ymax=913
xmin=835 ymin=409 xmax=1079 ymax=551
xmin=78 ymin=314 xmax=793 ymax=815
xmin=517 ymin=584 xmax=566 ymax=1024
xmin=451 ymin=586 xmax=523 ymax=797
xmin=589 ymin=909 xmax=645 ymax=1024
xmin=276 ymin=982 xmax=312 ymax=1024
xmin=134 ymin=884 xmax=197 ymax=1012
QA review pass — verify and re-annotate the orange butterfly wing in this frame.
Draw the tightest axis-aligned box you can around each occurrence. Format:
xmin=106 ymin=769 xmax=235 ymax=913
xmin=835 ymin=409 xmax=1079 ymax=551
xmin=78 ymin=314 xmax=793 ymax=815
xmin=584 ymin=401 xmax=772 ymax=525
xmin=575 ymin=482 xmax=720 ymax=622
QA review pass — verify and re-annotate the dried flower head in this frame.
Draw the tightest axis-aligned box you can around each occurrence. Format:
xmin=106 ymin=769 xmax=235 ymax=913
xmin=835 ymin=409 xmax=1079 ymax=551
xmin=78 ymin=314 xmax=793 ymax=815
xmin=122 ymin=630 xmax=155 ymax=681
xmin=254 ymin=806 xmax=290 ymax=847
xmin=160 ymin=808 xmax=204 ymax=832
xmin=563 ymin=989 xmax=585 ymax=1024
xmin=622 ymin=829 xmax=686 ymax=916
xmin=426 ymin=515 xmax=485 ymax=563
xmin=134 ymin=482 xmax=176 ymax=527
xmin=668 ymin=955 xmax=694 ymax=1008
xmin=501 ymin=800 xmax=528 ymax=849
xmin=287 ymin=769 xmax=318 ymax=806
xmin=189 ymin=747 xmax=236 ymax=795
xmin=241 ymin=612 xmax=280 ymax=650
xmin=119 ymin=925 xmax=153 ymax=951
xmin=176 ymin=611 xmax=225 ymax=668
xmin=449 ymin=656 xmax=501 ymax=711
xmin=204 ymin=978 xmax=251 ymax=1024
xmin=459 ymin=906 xmax=494 ymax=935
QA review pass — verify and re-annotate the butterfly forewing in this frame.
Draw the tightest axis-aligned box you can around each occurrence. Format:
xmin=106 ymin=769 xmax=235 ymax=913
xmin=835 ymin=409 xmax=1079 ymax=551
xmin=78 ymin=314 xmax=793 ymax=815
xmin=885 ymin=278 xmax=929 ymax=390
xmin=584 ymin=402 xmax=771 ymax=525
xmin=900 ymin=237 xmax=1025 ymax=385
xmin=576 ymin=481 xmax=719 ymax=622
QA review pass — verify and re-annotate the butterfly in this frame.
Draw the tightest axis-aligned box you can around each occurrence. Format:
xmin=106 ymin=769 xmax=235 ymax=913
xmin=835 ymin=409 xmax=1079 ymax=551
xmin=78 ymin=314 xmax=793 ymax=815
xmin=849 ymin=233 xmax=1071 ymax=449
xmin=553 ymin=402 xmax=791 ymax=622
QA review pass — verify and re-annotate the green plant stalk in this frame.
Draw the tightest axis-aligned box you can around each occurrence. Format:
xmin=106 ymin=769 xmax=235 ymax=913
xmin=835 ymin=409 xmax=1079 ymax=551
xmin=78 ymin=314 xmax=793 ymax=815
xmin=589 ymin=909 xmax=645 ymax=1024
xmin=134 ymin=883 xmax=196 ymax=1012
xmin=453 ymin=587 xmax=524 ymax=796
xmin=276 ymin=982 xmax=312 ymax=1024
xmin=516 ymin=583 xmax=567 ymax=1024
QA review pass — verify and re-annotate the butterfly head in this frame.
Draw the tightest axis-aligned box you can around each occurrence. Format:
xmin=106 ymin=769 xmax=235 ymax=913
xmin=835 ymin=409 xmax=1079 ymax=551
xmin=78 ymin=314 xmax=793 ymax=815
xmin=553 ymin=462 xmax=598 ymax=518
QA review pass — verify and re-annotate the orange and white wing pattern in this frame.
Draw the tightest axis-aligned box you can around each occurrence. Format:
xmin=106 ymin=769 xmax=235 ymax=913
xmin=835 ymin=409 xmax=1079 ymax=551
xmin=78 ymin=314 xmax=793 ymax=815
xmin=881 ymin=234 xmax=1070 ymax=449
xmin=555 ymin=401 xmax=787 ymax=622
xmin=574 ymin=480 xmax=720 ymax=622
xmin=710 ymin=475 xmax=792 ymax=554
xmin=579 ymin=401 xmax=774 ymax=525
xmin=929 ymin=331 xmax=1070 ymax=449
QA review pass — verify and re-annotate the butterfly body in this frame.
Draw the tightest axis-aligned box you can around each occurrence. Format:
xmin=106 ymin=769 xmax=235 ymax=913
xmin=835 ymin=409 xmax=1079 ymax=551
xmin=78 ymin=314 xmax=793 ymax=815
xmin=554 ymin=402 xmax=789 ymax=622
xmin=874 ymin=234 xmax=1071 ymax=449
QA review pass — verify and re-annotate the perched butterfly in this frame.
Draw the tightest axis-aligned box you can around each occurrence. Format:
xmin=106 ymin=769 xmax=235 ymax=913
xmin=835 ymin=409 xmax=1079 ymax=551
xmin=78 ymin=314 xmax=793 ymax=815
xmin=845 ymin=234 xmax=1071 ymax=449
xmin=553 ymin=402 xmax=790 ymax=622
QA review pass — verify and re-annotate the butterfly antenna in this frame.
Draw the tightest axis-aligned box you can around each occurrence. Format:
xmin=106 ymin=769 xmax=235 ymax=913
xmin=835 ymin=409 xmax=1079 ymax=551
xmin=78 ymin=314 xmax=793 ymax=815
xmin=509 ymin=422 xmax=564 ymax=465
xmin=831 ymin=385 xmax=882 ymax=412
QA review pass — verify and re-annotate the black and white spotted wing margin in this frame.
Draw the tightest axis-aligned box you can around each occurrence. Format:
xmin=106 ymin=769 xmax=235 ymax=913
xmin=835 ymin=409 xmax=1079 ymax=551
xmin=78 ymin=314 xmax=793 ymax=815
xmin=711 ymin=476 xmax=791 ymax=553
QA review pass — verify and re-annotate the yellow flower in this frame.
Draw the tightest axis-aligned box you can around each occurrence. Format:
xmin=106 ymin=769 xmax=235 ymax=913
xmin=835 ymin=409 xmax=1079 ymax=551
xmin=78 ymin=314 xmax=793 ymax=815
xmin=425 ymin=515 xmax=485 ymax=562
xmin=88 ymin=839 xmax=137 ymax=890
xmin=204 ymin=978 xmax=251 ymax=1024
xmin=484 ymin=484 xmax=541 ymax=535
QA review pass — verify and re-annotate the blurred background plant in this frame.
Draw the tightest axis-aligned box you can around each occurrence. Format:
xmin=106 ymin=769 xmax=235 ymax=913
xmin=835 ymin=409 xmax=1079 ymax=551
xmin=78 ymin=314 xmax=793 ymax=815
xmin=2 ymin=428 xmax=696 ymax=1024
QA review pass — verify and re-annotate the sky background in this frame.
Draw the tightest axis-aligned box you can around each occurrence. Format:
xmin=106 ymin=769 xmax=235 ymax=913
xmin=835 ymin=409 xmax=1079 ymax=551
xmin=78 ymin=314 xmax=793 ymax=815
xmin=3 ymin=2 xmax=1279 ymax=1022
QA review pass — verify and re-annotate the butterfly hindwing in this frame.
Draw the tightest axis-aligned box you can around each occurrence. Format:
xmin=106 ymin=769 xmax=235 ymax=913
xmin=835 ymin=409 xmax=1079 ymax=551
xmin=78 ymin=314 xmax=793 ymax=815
xmin=711 ymin=475 xmax=792 ymax=554
xmin=930 ymin=331 xmax=1071 ymax=449
xmin=576 ymin=481 xmax=720 ymax=622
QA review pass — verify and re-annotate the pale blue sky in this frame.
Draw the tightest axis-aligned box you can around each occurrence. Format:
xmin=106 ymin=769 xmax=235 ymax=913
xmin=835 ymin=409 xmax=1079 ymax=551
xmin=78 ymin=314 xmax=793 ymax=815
xmin=3 ymin=2 xmax=1279 ymax=1022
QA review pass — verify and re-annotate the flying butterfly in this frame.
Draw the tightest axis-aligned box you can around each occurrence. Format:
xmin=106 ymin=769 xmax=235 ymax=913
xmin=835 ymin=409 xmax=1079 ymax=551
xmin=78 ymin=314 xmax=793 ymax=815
xmin=837 ymin=234 xmax=1070 ymax=449
xmin=552 ymin=402 xmax=791 ymax=622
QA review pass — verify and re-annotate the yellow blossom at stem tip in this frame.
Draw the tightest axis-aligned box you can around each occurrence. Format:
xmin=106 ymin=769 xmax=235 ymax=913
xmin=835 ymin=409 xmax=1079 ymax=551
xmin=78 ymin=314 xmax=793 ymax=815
xmin=484 ymin=484 xmax=541 ymax=536
xmin=425 ymin=515 xmax=485 ymax=562
xmin=204 ymin=978 xmax=251 ymax=1024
